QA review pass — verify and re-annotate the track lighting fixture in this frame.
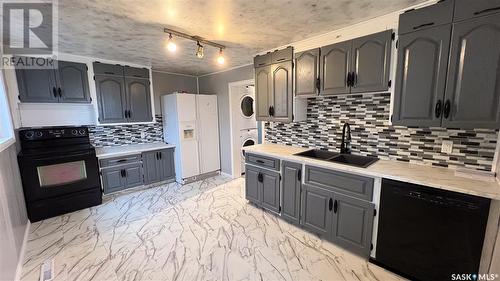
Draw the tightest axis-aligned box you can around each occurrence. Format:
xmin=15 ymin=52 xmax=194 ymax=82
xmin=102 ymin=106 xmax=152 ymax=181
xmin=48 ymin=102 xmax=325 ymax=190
xmin=196 ymin=41 xmax=204 ymax=58
xmin=166 ymin=33 xmax=176 ymax=52
xmin=217 ymin=48 xmax=225 ymax=65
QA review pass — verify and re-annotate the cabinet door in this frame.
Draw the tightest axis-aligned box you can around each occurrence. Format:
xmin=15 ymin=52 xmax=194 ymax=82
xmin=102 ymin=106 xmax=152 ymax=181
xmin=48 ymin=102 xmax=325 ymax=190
xmin=442 ymin=14 xmax=500 ymax=129
xmin=392 ymin=25 xmax=452 ymax=127
xmin=351 ymin=30 xmax=392 ymax=93
xmin=57 ymin=61 xmax=90 ymax=103
xmin=255 ymin=66 xmax=272 ymax=121
xmin=331 ymin=193 xmax=374 ymax=257
xmin=271 ymin=61 xmax=293 ymax=122
xmin=16 ymin=68 xmax=58 ymax=103
xmin=320 ymin=41 xmax=352 ymax=95
xmin=301 ymin=184 xmax=333 ymax=237
xmin=126 ymin=77 xmax=153 ymax=122
xmin=245 ymin=165 xmax=260 ymax=203
xmin=261 ymin=169 xmax=280 ymax=213
xmin=159 ymin=149 xmax=175 ymax=181
xmin=282 ymin=161 xmax=301 ymax=224
xmin=454 ymin=0 xmax=500 ymax=21
xmin=102 ymin=167 xmax=127 ymax=194
xmin=142 ymin=151 xmax=160 ymax=184
xmin=295 ymin=49 xmax=319 ymax=96
xmin=95 ymin=75 xmax=127 ymax=123
xmin=124 ymin=164 xmax=143 ymax=188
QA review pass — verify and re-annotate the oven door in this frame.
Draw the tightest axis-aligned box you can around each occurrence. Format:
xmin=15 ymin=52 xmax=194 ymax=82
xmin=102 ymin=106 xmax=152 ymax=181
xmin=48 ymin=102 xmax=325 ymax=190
xmin=18 ymin=150 xmax=100 ymax=202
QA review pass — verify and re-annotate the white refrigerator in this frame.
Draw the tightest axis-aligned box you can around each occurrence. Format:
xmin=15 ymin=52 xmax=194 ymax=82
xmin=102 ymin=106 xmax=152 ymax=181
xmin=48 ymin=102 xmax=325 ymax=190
xmin=162 ymin=93 xmax=220 ymax=183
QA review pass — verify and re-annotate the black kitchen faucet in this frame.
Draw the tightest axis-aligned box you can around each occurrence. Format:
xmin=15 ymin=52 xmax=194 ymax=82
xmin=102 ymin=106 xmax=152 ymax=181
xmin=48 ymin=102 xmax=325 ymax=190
xmin=340 ymin=122 xmax=351 ymax=154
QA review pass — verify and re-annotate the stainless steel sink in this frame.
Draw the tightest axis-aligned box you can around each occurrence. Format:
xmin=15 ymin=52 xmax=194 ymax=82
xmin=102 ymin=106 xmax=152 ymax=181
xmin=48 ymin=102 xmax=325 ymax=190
xmin=329 ymin=154 xmax=378 ymax=168
xmin=294 ymin=149 xmax=378 ymax=168
xmin=294 ymin=149 xmax=339 ymax=160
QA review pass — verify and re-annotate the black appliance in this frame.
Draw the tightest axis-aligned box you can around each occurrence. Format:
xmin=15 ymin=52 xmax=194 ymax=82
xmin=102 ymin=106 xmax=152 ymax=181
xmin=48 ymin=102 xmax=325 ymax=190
xmin=18 ymin=126 xmax=102 ymax=222
xmin=372 ymin=179 xmax=490 ymax=281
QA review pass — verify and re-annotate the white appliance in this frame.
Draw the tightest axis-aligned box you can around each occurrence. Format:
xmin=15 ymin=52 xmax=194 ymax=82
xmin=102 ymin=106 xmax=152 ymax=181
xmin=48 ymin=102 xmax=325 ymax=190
xmin=240 ymin=129 xmax=258 ymax=174
xmin=238 ymin=85 xmax=257 ymax=130
xmin=163 ymin=93 xmax=220 ymax=183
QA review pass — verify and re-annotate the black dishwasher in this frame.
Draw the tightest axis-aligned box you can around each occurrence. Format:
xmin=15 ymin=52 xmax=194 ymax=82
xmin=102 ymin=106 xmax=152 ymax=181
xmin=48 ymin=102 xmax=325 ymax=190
xmin=373 ymin=179 xmax=490 ymax=281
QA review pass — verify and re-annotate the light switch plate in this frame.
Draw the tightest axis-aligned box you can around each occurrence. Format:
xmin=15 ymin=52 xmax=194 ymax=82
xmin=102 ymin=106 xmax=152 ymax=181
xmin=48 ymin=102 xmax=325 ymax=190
xmin=441 ymin=141 xmax=453 ymax=154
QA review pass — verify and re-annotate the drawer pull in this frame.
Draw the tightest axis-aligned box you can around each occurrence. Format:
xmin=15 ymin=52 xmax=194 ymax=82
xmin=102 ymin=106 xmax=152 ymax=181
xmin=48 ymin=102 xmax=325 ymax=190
xmin=117 ymin=159 xmax=127 ymax=163
xmin=474 ymin=6 xmax=500 ymax=15
xmin=276 ymin=58 xmax=286 ymax=61
xmin=413 ymin=22 xmax=434 ymax=30
xmin=256 ymin=160 xmax=265 ymax=164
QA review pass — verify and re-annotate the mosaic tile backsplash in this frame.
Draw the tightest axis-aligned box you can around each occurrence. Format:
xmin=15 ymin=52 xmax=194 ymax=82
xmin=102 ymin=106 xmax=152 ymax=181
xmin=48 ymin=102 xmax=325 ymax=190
xmin=265 ymin=93 xmax=498 ymax=171
xmin=89 ymin=115 xmax=164 ymax=147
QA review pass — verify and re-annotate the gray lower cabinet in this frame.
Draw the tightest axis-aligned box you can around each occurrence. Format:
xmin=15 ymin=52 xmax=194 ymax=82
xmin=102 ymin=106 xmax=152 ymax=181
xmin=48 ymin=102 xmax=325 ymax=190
xmin=281 ymin=161 xmax=301 ymax=224
xmin=142 ymin=149 xmax=175 ymax=184
xmin=101 ymin=163 xmax=143 ymax=194
xmin=17 ymin=59 xmax=90 ymax=103
xmin=301 ymin=183 xmax=334 ymax=237
xmin=245 ymin=164 xmax=280 ymax=213
xmin=295 ymin=48 xmax=320 ymax=96
xmin=392 ymin=25 xmax=452 ymax=127
xmin=331 ymin=193 xmax=374 ymax=257
xmin=442 ymin=13 xmax=500 ymax=129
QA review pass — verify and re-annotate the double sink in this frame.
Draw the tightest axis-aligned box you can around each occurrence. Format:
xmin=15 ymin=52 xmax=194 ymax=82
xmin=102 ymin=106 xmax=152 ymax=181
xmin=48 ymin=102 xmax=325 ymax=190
xmin=294 ymin=149 xmax=378 ymax=168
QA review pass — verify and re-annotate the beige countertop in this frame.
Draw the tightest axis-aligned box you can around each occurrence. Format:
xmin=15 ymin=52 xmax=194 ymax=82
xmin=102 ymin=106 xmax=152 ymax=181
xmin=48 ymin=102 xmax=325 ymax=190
xmin=244 ymin=143 xmax=500 ymax=200
xmin=96 ymin=143 xmax=175 ymax=159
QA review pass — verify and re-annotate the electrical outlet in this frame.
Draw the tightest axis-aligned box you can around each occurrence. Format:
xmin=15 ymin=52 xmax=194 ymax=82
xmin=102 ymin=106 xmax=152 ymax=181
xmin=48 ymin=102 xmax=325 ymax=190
xmin=140 ymin=132 xmax=146 ymax=139
xmin=441 ymin=141 xmax=453 ymax=154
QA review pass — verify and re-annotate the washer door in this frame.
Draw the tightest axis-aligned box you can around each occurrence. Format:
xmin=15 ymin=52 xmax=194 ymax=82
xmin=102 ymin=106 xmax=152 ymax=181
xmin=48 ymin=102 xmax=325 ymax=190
xmin=241 ymin=138 xmax=256 ymax=158
xmin=240 ymin=95 xmax=254 ymax=118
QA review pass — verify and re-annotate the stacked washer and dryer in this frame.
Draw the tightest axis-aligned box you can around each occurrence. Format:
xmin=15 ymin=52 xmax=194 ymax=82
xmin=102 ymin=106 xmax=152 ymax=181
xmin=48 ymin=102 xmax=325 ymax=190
xmin=238 ymin=85 xmax=258 ymax=174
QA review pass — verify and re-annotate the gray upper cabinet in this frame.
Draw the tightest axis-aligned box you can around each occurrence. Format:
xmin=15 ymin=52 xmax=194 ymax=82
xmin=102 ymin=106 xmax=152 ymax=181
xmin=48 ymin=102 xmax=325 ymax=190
xmin=271 ymin=61 xmax=293 ymax=122
xmin=442 ymin=14 xmax=500 ymax=129
xmin=94 ymin=62 xmax=153 ymax=124
xmin=57 ymin=61 xmax=91 ymax=103
xmin=16 ymin=68 xmax=58 ymax=103
xmin=281 ymin=161 xmax=302 ymax=224
xmin=453 ymin=0 xmax=500 ymax=21
xmin=398 ymin=0 xmax=454 ymax=35
xmin=331 ymin=193 xmax=374 ymax=257
xmin=392 ymin=25 xmax=452 ymax=127
xmin=320 ymin=41 xmax=352 ymax=95
xmin=295 ymin=48 xmax=320 ymax=96
xmin=95 ymin=75 xmax=127 ymax=123
xmin=126 ymin=78 xmax=153 ymax=122
xmin=351 ymin=30 xmax=392 ymax=94
xmin=255 ymin=66 xmax=272 ymax=121
xmin=17 ymin=59 xmax=90 ymax=103
xmin=301 ymin=184 xmax=333 ymax=237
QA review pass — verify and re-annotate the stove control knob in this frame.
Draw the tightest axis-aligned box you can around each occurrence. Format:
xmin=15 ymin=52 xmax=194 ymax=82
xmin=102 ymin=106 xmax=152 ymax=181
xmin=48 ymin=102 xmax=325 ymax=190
xmin=35 ymin=131 xmax=43 ymax=138
xmin=24 ymin=131 xmax=34 ymax=139
xmin=71 ymin=129 xmax=78 ymax=136
xmin=78 ymin=129 xmax=86 ymax=135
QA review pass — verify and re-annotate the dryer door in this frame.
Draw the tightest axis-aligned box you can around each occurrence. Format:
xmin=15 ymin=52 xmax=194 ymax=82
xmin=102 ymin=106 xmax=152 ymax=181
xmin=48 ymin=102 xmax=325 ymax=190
xmin=240 ymin=95 xmax=254 ymax=118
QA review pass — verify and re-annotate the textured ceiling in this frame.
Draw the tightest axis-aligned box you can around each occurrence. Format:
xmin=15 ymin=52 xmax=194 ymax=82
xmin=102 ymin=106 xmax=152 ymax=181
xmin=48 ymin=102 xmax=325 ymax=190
xmin=56 ymin=0 xmax=427 ymax=76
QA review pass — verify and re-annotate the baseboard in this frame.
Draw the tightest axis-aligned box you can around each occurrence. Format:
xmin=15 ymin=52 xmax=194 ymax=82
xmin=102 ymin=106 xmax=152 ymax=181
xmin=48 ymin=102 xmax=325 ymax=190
xmin=220 ymin=172 xmax=236 ymax=179
xmin=15 ymin=220 xmax=31 ymax=281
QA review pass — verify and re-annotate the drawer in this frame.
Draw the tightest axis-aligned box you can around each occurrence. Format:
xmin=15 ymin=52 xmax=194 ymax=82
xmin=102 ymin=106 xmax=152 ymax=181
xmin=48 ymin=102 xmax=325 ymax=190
xmin=245 ymin=153 xmax=280 ymax=170
xmin=454 ymin=0 xmax=500 ymax=21
xmin=254 ymin=53 xmax=272 ymax=67
xmin=124 ymin=66 xmax=150 ymax=78
xmin=271 ymin=47 xmax=293 ymax=63
xmin=99 ymin=154 xmax=141 ymax=168
xmin=305 ymin=166 xmax=374 ymax=201
xmin=398 ymin=0 xmax=454 ymax=35
xmin=93 ymin=62 xmax=124 ymax=76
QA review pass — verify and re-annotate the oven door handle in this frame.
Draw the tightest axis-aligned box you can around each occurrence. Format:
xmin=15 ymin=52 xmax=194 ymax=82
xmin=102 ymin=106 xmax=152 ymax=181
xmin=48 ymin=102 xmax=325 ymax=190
xmin=30 ymin=152 xmax=93 ymax=161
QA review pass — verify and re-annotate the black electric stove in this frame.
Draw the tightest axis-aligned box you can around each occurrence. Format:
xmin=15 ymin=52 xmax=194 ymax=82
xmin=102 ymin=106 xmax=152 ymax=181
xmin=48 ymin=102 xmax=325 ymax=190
xmin=18 ymin=126 xmax=102 ymax=222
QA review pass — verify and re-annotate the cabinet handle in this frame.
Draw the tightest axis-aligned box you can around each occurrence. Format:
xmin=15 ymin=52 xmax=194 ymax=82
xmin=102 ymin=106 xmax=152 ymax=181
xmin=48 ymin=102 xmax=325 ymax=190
xmin=474 ymin=6 xmax=500 ymax=15
xmin=256 ymin=160 xmax=265 ymax=164
xmin=156 ymin=152 xmax=159 ymax=160
xmin=328 ymin=198 xmax=333 ymax=211
xmin=123 ymin=169 xmax=127 ymax=178
xmin=52 ymin=87 xmax=57 ymax=98
xmin=413 ymin=22 xmax=434 ymax=30
xmin=333 ymin=200 xmax=338 ymax=213
xmin=276 ymin=58 xmax=286 ymax=62
xmin=117 ymin=159 xmax=127 ymax=163
xmin=269 ymin=106 xmax=275 ymax=116
xmin=268 ymin=106 xmax=272 ymax=116
xmin=58 ymin=87 xmax=62 ymax=98
xmin=435 ymin=100 xmax=442 ymax=118
xmin=346 ymin=72 xmax=352 ymax=87
xmin=257 ymin=172 xmax=263 ymax=183
xmin=443 ymin=100 xmax=451 ymax=119
xmin=120 ymin=169 xmax=125 ymax=177
xmin=297 ymin=169 xmax=302 ymax=181
xmin=316 ymin=78 xmax=321 ymax=91
xmin=159 ymin=152 xmax=162 ymax=159
xmin=104 ymin=72 xmax=114 ymax=75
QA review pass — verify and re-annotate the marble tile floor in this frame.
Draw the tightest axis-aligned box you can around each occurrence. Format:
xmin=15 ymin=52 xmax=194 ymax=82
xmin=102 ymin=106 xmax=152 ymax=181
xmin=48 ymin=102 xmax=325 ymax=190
xmin=20 ymin=175 xmax=405 ymax=281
